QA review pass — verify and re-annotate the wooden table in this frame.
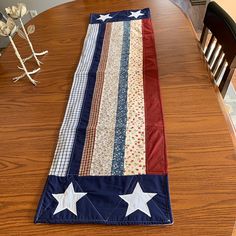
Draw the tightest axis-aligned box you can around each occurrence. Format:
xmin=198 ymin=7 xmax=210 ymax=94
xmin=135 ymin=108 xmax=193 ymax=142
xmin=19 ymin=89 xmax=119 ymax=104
xmin=0 ymin=0 xmax=235 ymax=235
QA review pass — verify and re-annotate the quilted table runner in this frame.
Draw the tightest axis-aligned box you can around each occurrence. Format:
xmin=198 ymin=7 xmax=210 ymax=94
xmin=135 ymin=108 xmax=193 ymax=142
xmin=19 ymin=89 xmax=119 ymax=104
xmin=35 ymin=8 xmax=173 ymax=225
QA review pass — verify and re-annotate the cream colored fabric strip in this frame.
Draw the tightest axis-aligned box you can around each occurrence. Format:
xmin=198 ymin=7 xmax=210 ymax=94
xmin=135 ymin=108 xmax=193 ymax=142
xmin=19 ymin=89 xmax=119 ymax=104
xmin=89 ymin=22 xmax=124 ymax=175
xmin=124 ymin=20 xmax=146 ymax=175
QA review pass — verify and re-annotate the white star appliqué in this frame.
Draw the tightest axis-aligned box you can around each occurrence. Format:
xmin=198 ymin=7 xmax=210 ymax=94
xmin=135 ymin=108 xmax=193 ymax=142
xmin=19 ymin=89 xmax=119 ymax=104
xmin=97 ymin=14 xmax=112 ymax=22
xmin=128 ymin=10 xmax=144 ymax=19
xmin=52 ymin=182 xmax=87 ymax=216
xmin=119 ymin=182 xmax=157 ymax=217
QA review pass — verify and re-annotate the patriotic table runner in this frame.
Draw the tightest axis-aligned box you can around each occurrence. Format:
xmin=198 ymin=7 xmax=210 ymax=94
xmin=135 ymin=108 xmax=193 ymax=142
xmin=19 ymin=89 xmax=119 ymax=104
xmin=35 ymin=8 xmax=173 ymax=225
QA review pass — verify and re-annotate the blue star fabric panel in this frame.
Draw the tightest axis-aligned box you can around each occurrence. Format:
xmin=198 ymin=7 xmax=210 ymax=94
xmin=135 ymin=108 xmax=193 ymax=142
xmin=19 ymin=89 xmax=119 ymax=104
xmin=35 ymin=8 xmax=173 ymax=225
xmin=35 ymin=175 xmax=172 ymax=224
xmin=90 ymin=8 xmax=150 ymax=24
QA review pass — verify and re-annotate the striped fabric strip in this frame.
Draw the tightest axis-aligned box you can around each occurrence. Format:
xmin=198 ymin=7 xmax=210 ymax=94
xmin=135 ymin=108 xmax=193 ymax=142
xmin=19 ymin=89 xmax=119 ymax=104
xmin=90 ymin=22 xmax=124 ymax=176
xmin=111 ymin=21 xmax=130 ymax=175
xmin=123 ymin=20 xmax=146 ymax=175
xmin=79 ymin=23 xmax=112 ymax=176
xmin=67 ymin=24 xmax=106 ymax=175
xmin=49 ymin=24 xmax=99 ymax=176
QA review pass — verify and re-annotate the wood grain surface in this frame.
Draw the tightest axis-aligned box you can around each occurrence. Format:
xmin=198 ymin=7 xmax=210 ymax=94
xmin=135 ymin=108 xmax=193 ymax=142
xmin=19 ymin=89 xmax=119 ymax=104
xmin=0 ymin=0 xmax=235 ymax=235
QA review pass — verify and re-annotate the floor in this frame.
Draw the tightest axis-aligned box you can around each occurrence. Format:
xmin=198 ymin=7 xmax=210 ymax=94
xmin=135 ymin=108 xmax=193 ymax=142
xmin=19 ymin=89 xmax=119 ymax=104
xmin=224 ymin=83 xmax=236 ymax=129
xmin=171 ymin=0 xmax=206 ymax=32
xmin=190 ymin=0 xmax=206 ymax=5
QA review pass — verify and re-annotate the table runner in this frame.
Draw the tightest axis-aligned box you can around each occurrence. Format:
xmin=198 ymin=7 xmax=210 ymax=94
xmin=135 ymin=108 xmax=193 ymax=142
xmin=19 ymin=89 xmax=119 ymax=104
xmin=35 ymin=8 xmax=173 ymax=225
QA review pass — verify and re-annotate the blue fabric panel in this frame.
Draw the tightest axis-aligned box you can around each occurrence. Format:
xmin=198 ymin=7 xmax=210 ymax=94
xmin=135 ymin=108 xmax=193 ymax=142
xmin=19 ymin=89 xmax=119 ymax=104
xmin=90 ymin=8 xmax=150 ymax=24
xmin=35 ymin=175 xmax=173 ymax=225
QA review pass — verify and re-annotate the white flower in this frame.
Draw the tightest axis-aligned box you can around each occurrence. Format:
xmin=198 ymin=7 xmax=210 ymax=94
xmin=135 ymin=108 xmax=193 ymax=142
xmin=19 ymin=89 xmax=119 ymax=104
xmin=5 ymin=3 xmax=27 ymax=19
xmin=0 ymin=17 xmax=17 ymax=37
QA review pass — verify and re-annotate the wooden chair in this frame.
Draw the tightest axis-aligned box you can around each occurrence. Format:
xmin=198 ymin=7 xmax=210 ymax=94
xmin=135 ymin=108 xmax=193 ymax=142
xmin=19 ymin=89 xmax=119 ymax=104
xmin=200 ymin=1 xmax=236 ymax=97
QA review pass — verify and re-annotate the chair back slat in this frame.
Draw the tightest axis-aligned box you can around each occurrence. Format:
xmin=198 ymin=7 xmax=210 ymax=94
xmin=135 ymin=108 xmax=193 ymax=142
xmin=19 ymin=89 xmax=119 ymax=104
xmin=212 ymin=47 xmax=223 ymax=73
xmin=200 ymin=25 xmax=209 ymax=47
xmin=208 ymin=41 xmax=220 ymax=66
xmin=219 ymin=66 xmax=234 ymax=97
xmin=215 ymin=57 xmax=226 ymax=81
xmin=205 ymin=34 xmax=215 ymax=58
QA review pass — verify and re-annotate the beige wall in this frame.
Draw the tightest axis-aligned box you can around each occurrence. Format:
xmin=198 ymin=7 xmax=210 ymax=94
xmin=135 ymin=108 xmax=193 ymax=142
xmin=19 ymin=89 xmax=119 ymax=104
xmin=213 ymin=0 xmax=236 ymax=21
xmin=0 ymin=0 xmax=74 ymax=16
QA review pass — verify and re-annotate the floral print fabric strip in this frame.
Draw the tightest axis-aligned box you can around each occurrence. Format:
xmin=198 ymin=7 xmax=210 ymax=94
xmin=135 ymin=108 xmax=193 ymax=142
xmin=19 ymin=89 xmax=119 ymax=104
xmin=123 ymin=20 xmax=146 ymax=175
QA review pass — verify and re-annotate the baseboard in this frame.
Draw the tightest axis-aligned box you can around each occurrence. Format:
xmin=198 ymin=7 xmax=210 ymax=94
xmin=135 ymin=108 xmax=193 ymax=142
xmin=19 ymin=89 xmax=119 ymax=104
xmin=190 ymin=0 xmax=206 ymax=6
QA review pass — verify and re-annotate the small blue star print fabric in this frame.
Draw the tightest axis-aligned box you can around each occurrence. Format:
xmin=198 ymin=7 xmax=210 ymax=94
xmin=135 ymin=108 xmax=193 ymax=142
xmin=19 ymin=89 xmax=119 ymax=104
xmin=35 ymin=8 xmax=173 ymax=225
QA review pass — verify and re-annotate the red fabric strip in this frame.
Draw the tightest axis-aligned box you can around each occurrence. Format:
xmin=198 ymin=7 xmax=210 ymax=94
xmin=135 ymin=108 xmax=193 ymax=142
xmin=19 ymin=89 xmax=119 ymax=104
xmin=142 ymin=18 xmax=167 ymax=175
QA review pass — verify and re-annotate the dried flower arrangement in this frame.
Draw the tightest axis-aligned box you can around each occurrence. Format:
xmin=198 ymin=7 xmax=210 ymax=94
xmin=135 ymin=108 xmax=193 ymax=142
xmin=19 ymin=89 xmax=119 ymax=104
xmin=0 ymin=3 xmax=48 ymax=85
